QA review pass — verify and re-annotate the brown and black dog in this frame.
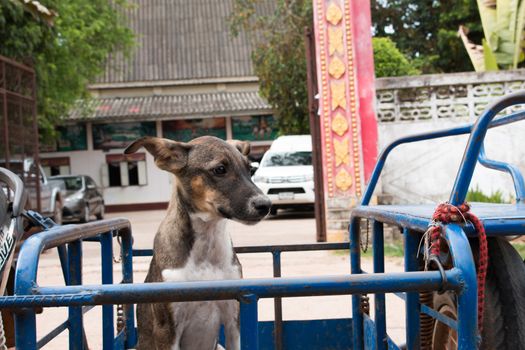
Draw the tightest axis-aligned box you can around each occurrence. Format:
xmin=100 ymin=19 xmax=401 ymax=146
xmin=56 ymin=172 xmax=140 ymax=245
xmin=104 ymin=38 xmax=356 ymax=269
xmin=124 ymin=136 xmax=271 ymax=350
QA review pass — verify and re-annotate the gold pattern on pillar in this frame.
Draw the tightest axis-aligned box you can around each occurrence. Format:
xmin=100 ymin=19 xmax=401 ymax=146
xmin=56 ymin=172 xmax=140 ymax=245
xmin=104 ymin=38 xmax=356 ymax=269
xmin=326 ymin=3 xmax=343 ymax=25
xmin=335 ymin=168 xmax=352 ymax=192
xmin=330 ymin=82 xmax=346 ymax=110
xmin=334 ymin=139 xmax=349 ymax=166
xmin=331 ymin=113 xmax=348 ymax=136
xmin=328 ymin=27 xmax=344 ymax=55
xmin=328 ymin=56 xmax=345 ymax=79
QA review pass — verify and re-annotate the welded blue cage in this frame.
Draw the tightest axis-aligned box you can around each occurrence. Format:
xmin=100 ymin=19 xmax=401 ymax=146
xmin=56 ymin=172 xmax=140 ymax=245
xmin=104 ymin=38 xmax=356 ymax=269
xmin=2 ymin=92 xmax=525 ymax=349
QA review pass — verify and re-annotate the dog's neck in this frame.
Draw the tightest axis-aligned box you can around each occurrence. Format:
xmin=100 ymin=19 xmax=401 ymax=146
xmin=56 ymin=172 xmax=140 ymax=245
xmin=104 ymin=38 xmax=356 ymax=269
xmin=154 ymin=178 xmax=233 ymax=270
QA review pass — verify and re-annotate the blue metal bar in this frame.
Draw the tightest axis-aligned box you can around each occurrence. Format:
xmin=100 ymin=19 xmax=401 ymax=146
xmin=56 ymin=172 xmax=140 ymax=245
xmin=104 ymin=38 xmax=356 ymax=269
xmin=403 ymin=228 xmax=420 ymax=350
xmin=36 ymin=306 xmax=95 ymax=349
xmin=133 ymin=242 xmax=351 ymax=257
xmin=372 ymin=220 xmax=387 ymax=350
xmin=12 ymin=220 xmax=131 ymax=349
xmin=360 ymin=106 xmax=525 ymax=206
xmin=68 ymin=240 xmax=84 ymax=350
xmin=478 ymin=144 xmax=525 ymax=203
xmin=57 ymin=244 xmax=69 ymax=283
xmin=1 ymin=270 xmax=463 ymax=309
xmin=271 ymin=251 xmax=283 ymax=350
xmin=101 ymin=232 xmax=114 ymax=350
xmin=443 ymin=225 xmax=478 ymax=349
xmin=240 ymin=294 xmax=258 ymax=350
xmin=450 ymin=92 xmax=525 ymax=205
xmin=120 ymin=229 xmax=137 ymax=348
xmin=14 ymin=233 xmax=43 ymax=349
xmin=350 ymin=217 xmax=363 ymax=350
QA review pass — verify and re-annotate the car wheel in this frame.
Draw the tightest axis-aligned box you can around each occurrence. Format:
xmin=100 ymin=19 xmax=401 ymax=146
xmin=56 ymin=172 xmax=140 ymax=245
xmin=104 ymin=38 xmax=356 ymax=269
xmin=52 ymin=200 xmax=63 ymax=225
xmin=96 ymin=205 xmax=104 ymax=220
xmin=81 ymin=204 xmax=90 ymax=223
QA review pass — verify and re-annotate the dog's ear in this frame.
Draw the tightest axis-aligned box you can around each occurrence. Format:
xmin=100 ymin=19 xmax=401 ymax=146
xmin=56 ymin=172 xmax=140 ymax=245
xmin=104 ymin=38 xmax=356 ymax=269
xmin=124 ymin=136 xmax=191 ymax=172
xmin=227 ymin=140 xmax=250 ymax=156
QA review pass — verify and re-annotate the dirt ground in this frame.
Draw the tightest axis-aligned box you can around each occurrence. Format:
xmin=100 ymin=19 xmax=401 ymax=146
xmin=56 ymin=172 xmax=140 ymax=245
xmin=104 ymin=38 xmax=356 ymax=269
xmin=33 ymin=209 xmax=407 ymax=349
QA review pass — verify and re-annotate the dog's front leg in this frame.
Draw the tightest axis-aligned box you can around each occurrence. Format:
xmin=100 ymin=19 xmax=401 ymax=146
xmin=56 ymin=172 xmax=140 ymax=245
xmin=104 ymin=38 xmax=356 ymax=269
xmin=221 ymin=300 xmax=241 ymax=350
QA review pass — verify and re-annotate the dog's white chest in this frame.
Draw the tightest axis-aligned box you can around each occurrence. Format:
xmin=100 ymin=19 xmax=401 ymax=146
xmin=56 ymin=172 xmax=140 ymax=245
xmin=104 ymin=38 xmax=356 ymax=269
xmin=161 ymin=216 xmax=241 ymax=350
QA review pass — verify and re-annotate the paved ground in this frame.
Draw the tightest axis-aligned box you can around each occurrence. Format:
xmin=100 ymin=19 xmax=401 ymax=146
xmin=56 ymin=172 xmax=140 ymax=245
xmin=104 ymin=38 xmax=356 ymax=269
xmin=34 ymin=209 xmax=406 ymax=349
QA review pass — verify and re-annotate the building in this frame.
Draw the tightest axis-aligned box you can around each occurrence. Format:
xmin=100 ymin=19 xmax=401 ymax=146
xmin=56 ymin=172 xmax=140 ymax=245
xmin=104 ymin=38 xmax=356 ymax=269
xmin=40 ymin=0 xmax=276 ymax=211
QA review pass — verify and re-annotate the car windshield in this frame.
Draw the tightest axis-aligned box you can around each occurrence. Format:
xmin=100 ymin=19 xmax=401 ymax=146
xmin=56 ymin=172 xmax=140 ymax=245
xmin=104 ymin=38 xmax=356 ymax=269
xmin=261 ymin=152 xmax=312 ymax=167
xmin=59 ymin=177 xmax=83 ymax=191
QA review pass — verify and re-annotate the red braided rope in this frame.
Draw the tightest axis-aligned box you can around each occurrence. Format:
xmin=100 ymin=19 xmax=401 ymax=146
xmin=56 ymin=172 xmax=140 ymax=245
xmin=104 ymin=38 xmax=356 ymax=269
xmin=429 ymin=202 xmax=488 ymax=332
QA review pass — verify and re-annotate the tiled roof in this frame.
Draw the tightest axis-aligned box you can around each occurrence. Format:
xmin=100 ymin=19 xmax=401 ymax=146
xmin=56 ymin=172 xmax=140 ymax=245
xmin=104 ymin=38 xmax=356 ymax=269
xmin=97 ymin=0 xmax=274 ymax=84
xmin=68 ymin=91 xmax=272 ymax=122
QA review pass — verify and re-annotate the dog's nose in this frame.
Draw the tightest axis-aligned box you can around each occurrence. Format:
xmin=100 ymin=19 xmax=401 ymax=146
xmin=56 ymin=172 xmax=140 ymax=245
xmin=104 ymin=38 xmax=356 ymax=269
xmin=251 ymin=196 xmax=271 ymax=216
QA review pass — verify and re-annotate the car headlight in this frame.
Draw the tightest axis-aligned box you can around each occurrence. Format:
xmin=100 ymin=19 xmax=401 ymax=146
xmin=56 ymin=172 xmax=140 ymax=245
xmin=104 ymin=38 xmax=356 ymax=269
xmin=252 ymin=175 xmax=269 ymax=183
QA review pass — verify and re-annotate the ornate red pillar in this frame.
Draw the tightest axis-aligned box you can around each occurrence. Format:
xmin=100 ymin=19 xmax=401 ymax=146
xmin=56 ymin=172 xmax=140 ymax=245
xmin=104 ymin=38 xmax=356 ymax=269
xmin=313 ymin=0 xmax=377 ymax=241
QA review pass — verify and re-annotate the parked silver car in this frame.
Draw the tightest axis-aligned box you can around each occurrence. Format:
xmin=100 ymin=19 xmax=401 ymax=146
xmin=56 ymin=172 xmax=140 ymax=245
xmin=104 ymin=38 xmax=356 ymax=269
xmin=51 ymin=175 xmax=104 ymax=223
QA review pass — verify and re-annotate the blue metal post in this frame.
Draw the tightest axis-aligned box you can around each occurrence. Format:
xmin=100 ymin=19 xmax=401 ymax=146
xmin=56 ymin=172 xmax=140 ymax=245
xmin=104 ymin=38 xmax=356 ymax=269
xmin=120 ymin=229 xmax=137 ymax=348
xmin=350 ymin=217 xmax=363 ymax=350
xmin=14 ymin=309 xmax=37 ymax=349
xmin=272 ymin=251 xmax=283 ymax=350
xmin=443 ymin=225 xmax=478 ymax=349
xmin=404 ymin=228 xmax=420 ymax=349
xmin=101 ymin=232 xmax=114 ymax=350
xmin=240 ymin=294 xmax=259 ymax=350
xmin=372 ymin=220 xmax=387 ymax=350
xmin=57 ymin=244 xmax=69 ymax=283
xmin=68 ymin=240 xmax=84 ymax=350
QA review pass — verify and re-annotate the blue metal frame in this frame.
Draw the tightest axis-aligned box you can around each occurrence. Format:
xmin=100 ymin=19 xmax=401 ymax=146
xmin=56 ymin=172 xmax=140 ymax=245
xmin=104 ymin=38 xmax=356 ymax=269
xmin=4 ymin=92 xmax=525 ymax=349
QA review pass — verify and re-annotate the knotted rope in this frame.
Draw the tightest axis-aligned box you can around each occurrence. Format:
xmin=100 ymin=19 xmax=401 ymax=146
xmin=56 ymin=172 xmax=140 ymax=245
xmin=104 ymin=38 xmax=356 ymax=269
xmin=427 ymin=202 xmax=488 ymax=332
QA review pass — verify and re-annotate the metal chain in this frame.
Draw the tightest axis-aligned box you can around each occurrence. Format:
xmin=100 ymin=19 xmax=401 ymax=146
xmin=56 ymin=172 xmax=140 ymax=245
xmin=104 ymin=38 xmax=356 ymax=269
xmin=116 ymin=304 xmax=125 ymax=333
xmin=360 ymin=220 xmax=370 ymax=253
xmin=360 ymin=294 xmax=370 ymax=315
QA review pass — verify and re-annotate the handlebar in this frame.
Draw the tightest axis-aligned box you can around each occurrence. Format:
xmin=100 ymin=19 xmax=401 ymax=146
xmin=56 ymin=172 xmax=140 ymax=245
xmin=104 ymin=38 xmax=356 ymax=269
xmin=360 ymin=92 xmax=525 ymax=206
xmin=0 ymin=167 xmax=27 ymax=217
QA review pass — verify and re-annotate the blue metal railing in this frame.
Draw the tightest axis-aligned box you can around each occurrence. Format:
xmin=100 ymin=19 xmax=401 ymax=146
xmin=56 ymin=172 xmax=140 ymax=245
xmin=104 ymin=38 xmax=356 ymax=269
xmin=361 ymin=100 xmax=525 ymax=206
xmin=8 ymin=92 xmax=525 ymax=350
xmin=7 ymin=220 xmax=459 ymax=350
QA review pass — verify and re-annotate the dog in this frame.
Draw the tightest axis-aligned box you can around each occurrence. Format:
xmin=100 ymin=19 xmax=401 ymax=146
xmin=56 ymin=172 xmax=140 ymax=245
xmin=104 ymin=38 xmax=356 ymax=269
xmin=124 ymin=136 xmax=271 ymax=350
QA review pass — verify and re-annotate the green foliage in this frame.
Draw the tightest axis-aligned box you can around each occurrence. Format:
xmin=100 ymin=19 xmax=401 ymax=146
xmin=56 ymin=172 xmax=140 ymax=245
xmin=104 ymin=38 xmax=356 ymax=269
xmin=230 ymin=2 xmax=419 ymax=134
xmin=461 ymin=0 xmax=525 ymax=71
xmin=0 ymin=0 xmax=134 ymax=141
xmin=372 ymin=0 xmax=483 ymax=73
xmin=466 ymin=185 xmax=508 ymax=203
xmin=372 ymin=37 xmax=419 ymax=77
xmin=231 ymin=0 xmax=312 ymax=135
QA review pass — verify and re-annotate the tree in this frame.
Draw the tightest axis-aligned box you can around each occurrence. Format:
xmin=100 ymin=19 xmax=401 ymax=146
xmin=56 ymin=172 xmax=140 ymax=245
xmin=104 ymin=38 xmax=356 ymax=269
xmin=231 ymin=0 xmax=312 ymax=135
xmin=373 ymin=37 xmax=419 ymax=77
xmin=230 ymin=1 xmax=418 ymax=134
xmin=0 ymin=0 xmax=134 ymax=141
xmin=460 ymin=0 xmax=525 ymax=71
xmin=371 ymin=0 xmax=483 ymax=73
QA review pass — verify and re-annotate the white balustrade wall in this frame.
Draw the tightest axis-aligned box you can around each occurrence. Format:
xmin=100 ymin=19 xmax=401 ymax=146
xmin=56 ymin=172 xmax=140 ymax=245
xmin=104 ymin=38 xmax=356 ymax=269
xmin=375 ymin=70 xmax=525 ymax=204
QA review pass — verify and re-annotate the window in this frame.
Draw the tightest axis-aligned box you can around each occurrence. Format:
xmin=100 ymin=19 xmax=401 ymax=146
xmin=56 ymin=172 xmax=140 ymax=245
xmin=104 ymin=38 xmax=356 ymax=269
xmin=40 ymin=157 xmax=71 ymax=177
xmin=162 ymin=118 xmax=226 ymax=142
xmin=92 ymin=122 xmax=156 ymax=150
xmin=232 ymin=115 xmax=277 ymax=141
xmin=103 ymin=153 xmax=147 ymax=187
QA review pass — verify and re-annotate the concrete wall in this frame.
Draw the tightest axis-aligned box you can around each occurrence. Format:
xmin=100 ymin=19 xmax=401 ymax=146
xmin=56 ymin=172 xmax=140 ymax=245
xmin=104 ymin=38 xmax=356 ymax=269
xmin=376 ymin=70 xmax=525 ymax=203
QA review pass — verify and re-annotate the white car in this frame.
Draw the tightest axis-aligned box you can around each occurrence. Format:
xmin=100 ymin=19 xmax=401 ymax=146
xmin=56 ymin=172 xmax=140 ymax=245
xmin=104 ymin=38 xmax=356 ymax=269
xmin=252 ymin=135 xmax=315 ymax=214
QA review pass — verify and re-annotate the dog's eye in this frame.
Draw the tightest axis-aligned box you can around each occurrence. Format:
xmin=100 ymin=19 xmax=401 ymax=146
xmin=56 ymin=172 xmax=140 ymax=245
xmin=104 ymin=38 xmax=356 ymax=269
xmin=212 ymin=165 xmax=227 ymax=176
